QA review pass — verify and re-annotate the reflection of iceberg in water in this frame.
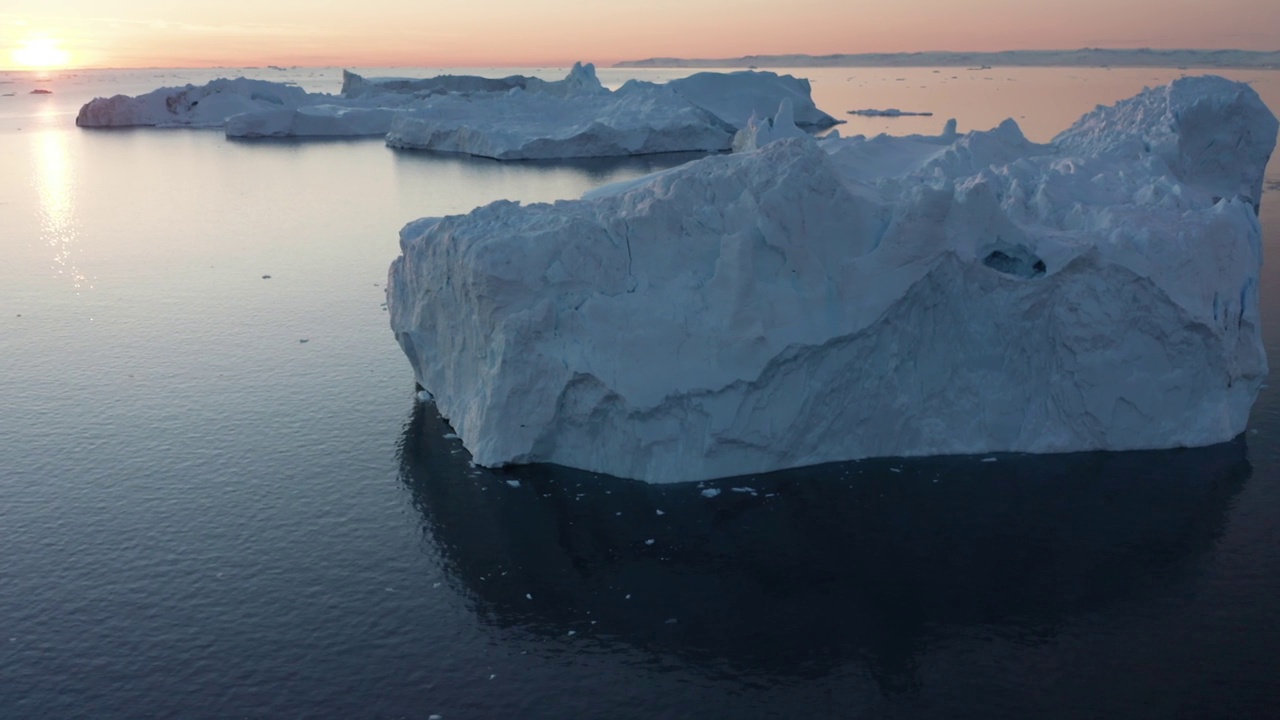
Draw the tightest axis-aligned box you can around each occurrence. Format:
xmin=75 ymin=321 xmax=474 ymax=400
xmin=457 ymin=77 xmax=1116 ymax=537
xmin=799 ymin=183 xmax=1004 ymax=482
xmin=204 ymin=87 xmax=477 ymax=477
xmin=397 ymin=402 xmax=1249 ymax=693
xmin=33 ymin=129 xmax=88 ymax=290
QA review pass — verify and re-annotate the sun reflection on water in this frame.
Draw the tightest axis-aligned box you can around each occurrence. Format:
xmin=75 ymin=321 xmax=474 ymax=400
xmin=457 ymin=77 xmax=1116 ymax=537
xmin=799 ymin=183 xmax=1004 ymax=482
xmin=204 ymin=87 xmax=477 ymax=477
xmin=33 ymin=126 xmax=90 ymax=291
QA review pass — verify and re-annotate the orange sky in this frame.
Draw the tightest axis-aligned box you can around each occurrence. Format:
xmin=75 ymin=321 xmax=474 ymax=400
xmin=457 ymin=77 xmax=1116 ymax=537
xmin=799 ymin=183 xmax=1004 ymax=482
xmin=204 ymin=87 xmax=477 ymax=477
xmin=3 ymin=0 xmax=1279 ymax=69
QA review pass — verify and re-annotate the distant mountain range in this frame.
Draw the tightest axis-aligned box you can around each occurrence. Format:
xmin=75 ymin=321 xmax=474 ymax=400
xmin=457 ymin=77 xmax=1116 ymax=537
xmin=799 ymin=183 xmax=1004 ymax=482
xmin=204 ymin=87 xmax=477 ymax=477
xmin=614 ymin=49 xmax=1280 ymax=69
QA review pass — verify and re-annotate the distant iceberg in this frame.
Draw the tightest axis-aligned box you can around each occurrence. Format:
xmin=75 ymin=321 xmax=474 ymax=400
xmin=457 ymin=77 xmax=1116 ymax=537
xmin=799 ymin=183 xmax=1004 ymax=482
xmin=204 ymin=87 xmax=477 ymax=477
xmin=339 ymin=69 xmax=532 ymax=98
xmin=76 ymin=78 xmax=317 ymax=128
xmin=78 ymin=63 xmax=836 ymax=159
xmin=386 ymin=76 xmax=1277 ymax=482
xmin=664 ymin=70 xmax=837 ymax=128
xmin=385 ymin=69 xmax=735 ymax=160
xmin=384 ymin=64 xmax=836 ymax=158
xmin=848 ymin=108 xmax=934 ymax=117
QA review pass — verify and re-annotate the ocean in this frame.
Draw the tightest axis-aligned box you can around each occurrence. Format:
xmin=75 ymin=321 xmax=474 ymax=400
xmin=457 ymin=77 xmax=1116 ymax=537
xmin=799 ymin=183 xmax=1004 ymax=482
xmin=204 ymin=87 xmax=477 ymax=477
xmin=2 ymin=65 xmax=1279 ymax=718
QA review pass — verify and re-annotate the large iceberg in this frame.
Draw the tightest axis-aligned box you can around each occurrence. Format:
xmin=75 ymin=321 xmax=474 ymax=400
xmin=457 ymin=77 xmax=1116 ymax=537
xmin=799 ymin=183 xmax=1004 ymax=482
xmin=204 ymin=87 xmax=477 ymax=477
xmin=382 ymin=63 xmax=834 ymax=159
xmin=78 ymin=64 xmax=837 ymax=159
xmin=385 ymin=79 xmax=735 ymax=160
xmin=386 ymin=76 xmax=1277 ymax=483
xmin=229 ymin=63 xmax=616 ymax=140
xmin=340 ymin=69 xmax=532 ymax=98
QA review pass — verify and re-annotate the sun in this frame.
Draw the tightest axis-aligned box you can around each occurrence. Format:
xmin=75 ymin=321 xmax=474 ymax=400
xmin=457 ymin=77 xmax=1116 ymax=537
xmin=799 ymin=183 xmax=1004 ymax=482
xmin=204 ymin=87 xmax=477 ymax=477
xmin=13 ymin=37 xmax=71 ymax=69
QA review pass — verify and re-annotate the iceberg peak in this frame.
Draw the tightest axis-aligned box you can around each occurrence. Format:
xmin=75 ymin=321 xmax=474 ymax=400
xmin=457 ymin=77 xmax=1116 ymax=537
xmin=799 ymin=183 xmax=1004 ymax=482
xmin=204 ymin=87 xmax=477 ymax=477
xmin=732 ymin=98 xmax=808 ymax=152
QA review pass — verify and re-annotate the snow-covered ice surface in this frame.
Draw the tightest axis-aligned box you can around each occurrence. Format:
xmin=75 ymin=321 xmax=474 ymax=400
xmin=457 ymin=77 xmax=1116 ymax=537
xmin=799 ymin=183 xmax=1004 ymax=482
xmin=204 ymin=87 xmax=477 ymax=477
xmin=387 ymin=76 xmax=1277 ymax=483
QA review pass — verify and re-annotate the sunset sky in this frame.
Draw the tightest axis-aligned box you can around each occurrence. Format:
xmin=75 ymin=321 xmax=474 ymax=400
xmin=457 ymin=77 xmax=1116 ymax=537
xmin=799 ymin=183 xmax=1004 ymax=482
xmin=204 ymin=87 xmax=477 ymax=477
xmin=3 ymin=0 xmax=1278 ymax=70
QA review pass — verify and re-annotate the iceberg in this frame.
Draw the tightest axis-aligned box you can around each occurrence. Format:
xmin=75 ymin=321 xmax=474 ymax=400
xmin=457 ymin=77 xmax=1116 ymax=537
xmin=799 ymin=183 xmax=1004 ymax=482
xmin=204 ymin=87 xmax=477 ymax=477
xmin=76 ymin=78 xmax=316 ymax=128
xmin=340 ymin=69 xmax=532 ymax=98
xmin=383 ymin=64 xmax=843 ymax=159
xmin=339 ymin=67 xmax=610 ymax=100
xmin=78 ymin=64 xmax=836 ymax=159
xmin=665 ymin=70 xmax=838 ymax=128
xmin=386 ymin=76 xmax=1277 ymax=483
xmin=228 ymin=63 xmax=620 ymax=141
xmin=385 ymin=79 xmax=735 ymax=160
xmin=848 ymin=108 xmax=934 ymax=117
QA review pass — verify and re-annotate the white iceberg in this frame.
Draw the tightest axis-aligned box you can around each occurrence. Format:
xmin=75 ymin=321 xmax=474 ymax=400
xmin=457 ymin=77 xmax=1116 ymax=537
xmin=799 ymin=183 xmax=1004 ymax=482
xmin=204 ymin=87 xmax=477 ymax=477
xmin=383 ymin=64 xmax=845 ymax=159
xmin=340 ymin=69 xmax=532 ymax=98
xmin=665 ymin=70 xmax=838 ymax=128
xmin=228 ymin=63 xmax=616 ymax=140
xmin=340 ymin=66 xmax=609 ymax=100
xmin=386 ymin=76 xmax=1276 ymax=483
xmin=385 ymin=76 xmax=735 ymax=160
xmin=76 ymin=78 xmax=317 ymax=128
xmin=78 ymin=64 xmax=837 ymax=159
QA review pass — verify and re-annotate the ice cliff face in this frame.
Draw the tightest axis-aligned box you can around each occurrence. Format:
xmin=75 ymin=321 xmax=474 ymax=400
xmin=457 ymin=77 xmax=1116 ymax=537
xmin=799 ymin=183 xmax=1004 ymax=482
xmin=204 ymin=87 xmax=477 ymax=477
xmin=387 ymin=76 xmax=1276 ymax=483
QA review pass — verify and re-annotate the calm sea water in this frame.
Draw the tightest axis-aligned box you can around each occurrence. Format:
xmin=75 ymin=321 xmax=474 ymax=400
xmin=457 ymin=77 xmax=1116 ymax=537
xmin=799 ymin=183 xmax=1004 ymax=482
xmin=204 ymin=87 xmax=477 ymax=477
xmin=2 ymin=65 xmax=1279 ymax=719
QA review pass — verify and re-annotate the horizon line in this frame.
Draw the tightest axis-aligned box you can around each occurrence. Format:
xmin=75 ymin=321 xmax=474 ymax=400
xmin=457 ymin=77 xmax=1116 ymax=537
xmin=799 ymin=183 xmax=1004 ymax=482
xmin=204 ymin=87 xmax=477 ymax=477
xmin=4 ymin=47 xmax=1280 ymax=73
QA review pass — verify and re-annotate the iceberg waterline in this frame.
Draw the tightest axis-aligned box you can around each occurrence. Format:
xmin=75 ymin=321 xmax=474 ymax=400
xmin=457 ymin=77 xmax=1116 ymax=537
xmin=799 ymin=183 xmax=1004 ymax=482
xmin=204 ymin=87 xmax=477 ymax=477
xmin=75 ymin=63 xmax=836 ymax=159
xmin=387 ymin=76 xmax=1277 ymax=483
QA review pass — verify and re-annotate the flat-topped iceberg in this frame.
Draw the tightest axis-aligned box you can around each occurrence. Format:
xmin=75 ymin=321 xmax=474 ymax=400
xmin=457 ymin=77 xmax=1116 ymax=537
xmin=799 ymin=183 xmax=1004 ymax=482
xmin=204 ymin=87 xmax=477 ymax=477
xmin=386 ymin=76 xmax=1277 ymax=483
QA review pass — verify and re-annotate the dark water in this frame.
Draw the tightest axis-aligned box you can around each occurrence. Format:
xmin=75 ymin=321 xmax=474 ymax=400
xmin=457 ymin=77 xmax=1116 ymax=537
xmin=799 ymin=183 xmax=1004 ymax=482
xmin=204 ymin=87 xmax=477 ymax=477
xmin=2 ymin=67 xmax=1279 ymax=718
